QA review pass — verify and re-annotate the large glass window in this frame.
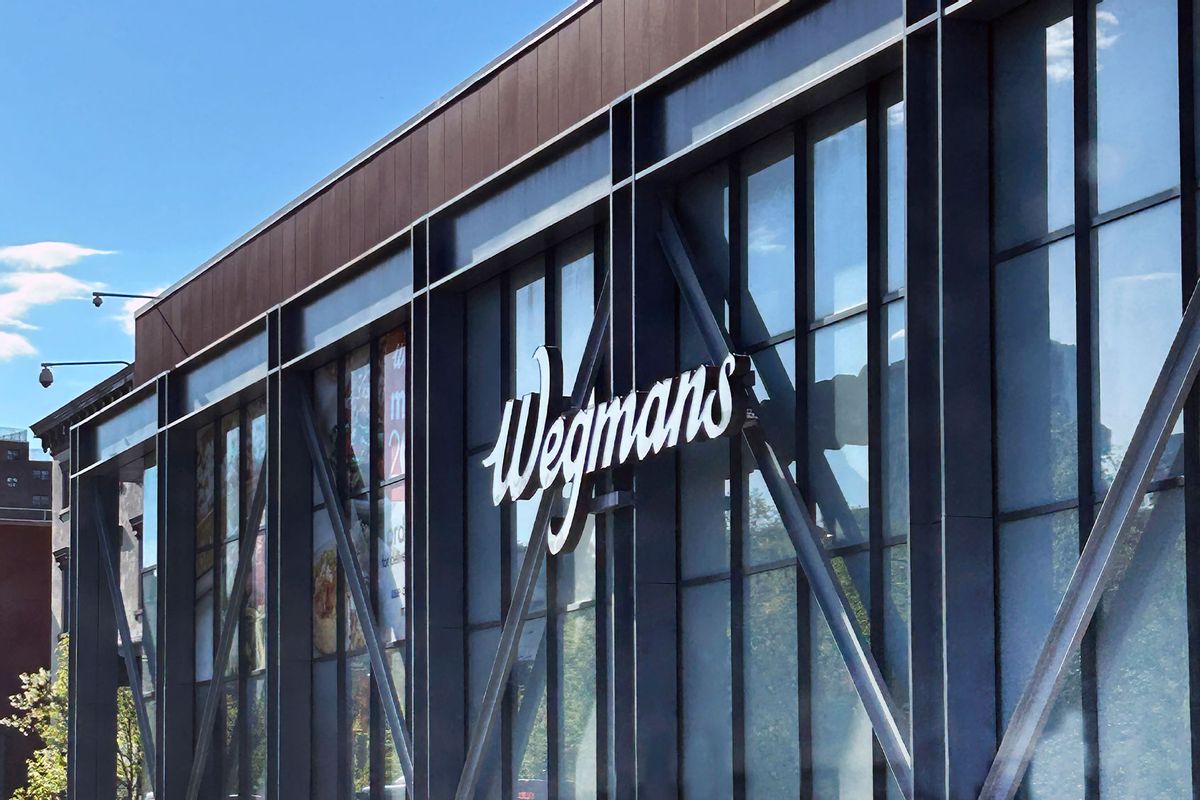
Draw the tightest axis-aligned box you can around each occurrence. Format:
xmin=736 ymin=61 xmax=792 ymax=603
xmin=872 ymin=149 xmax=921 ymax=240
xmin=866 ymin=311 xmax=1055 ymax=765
xmin=464 ymin=230 xmax=606 ymax=800
xmin=674 ymin=76 xmax=908 ymax=799
xmin=991 ymin=1 xmax=1191 ymax=793
xmin=192 ymin=398 xmax=266 ymax=797
xmin=309 ymin=326 xmax=409 ymax=799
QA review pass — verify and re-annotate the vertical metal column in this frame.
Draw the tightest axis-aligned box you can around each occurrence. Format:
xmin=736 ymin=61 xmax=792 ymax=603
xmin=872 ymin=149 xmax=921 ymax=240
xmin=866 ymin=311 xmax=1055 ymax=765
xmin=411 ymin=221 xmax=433 ymax=800
xmin=425 ymin=277 xmax=468 ymax=800
xmin=631 ymin=183 xmax=681 ymax=798
xmin=904 ymin=18 xmax=947 ymax=800
xmin=608 ymin=95 xmax=637 ymax=799
xmin=938 ymin=18 xmax=998 ymax=799
xmin=275 ymin=366 xmax=315 ymax=800
xmin=158 ymin=384 xmax=196 ymax=800
xmin=67 ymin=463 xmax=118 ymax=800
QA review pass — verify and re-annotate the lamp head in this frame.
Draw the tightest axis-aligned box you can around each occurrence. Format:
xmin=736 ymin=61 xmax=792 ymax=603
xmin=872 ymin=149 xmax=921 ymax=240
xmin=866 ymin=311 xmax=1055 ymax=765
xmin=38 ymin=366 xmax=53 ymax=388
xmin=92 ymin=293 xmax=103 ymax=308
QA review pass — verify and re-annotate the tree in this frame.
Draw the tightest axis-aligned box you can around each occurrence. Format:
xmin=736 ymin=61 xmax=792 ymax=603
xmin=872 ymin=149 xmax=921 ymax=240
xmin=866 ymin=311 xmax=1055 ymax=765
xmin=1 ymin=636 xmax=144 ymax=800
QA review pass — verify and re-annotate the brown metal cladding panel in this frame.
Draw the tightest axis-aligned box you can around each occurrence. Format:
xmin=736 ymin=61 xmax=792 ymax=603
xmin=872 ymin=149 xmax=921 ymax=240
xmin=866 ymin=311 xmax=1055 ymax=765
xmin=727 ymin=0 xmax=753 ymax=29
xmin=172 ymin=295 xmax=189 ymax=363
xmin=647 ymin=0 xmax=672 ymax=77
xmin=161 ymin=295 xmax=182 ymax=366
xmin=753 ymin=0 xmax=772 ymax=13
xmin=672 ymin=0 xmax=700 ymax=70
xmin=395 ymin=135 xmax=414 ymax=229
xmin=230 ymin=250 xmax=247 ymax=335
xmin=202 ymin=267 xmax=215 ymax=348
xmin=333 ymin=180 xmax=351 ymax=268
xmin=367 ymin=161 xmax=383 ymax=250
xmin=579 ymin=7 xmax=603 ymax=114
xmin=313 ymin=192 xmax=329 ymax=284
xmin=460 ymin=90 xmax=482 ymax=188
xmin=557 ymin=20 xmax=580 ymax=130
xmin=409 ymin=125 xmax=430 ymax=225
xmin=262 ymin=234 xmax=275 ymax=313
xmin=379 ymin=145 xmax=398 ymax=237
xmin=698 ymin=0 xmax=726 ymax=46
xmin=497 ymin=64 xmax=520 ymax=166
xmin=294 ymin=202 xmax=312 ymax=291
xmin=479 ymin=76 xmax=500 ymax=178
xmin=624 ymin=0 xmax=648 ymax=88
xmin=134 ymin=317 xmax=153 ymax=384
xmin=426 ymin=113 xmax=446 ymax=211
xmin=278 ymin=214 xmax=297 ymax=299
xmin=350 ymin=167 xmax=366 ymax=256
xmin=147 ymin=316 xmax=164 ymax=383
xmin=252 ymin=238 xmax=266 ymax=314
xmin=444 ymin=102 xmax=464 ymax=200
xmin=321 ymin=188 xmax=337 ymax=275
xmin=516 ymin=51 xmax=539 ymax=155
xmin=136 ymin=317 xmax=153 ymax=383
xmin=601 ymin=0 xmax=626 ymax=98
xmin=537 ymin=37 xmax=559 ymax=145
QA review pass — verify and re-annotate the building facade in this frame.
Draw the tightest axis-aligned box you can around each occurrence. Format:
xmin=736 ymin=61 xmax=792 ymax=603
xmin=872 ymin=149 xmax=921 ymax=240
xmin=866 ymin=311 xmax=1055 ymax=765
xmin=0 ymin=429 xmax=53 ymax=515
xmin=0 ymin=515 xmax=50 ymax=798
xmin=58 ymin=0 xmax=1200 ymax=799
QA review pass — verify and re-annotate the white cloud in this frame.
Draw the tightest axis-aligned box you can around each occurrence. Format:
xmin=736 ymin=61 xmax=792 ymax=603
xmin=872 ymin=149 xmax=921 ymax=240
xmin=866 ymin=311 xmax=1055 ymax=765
xmin=1046 ymin=19 xmax=1073 ymax=83
xmin=0 ymin=242 xmax=114 ymax=271
xmin=0 ymin=271 xmax=97 ymax=330
xmin=0 ymin=241 xmax=113 ymax=359
xmin=115 ymin=288 xmax=164 ymax=336
xmin=0 ymin=331 xmax=37 ymax=361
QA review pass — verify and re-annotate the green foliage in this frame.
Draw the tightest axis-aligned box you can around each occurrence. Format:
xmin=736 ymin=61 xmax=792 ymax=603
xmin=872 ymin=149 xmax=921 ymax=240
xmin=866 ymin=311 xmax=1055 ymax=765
xmin=0 ymin=636 xmax=145 ymax=800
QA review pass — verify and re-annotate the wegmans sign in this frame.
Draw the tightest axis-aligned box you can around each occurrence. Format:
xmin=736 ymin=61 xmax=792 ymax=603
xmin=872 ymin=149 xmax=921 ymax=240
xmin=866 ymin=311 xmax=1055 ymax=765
xmin=483 ymin=346 xmax=753 ymax=554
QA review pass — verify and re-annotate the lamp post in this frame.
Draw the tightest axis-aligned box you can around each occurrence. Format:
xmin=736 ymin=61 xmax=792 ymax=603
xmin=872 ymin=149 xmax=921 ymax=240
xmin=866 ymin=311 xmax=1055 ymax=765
xmin=38 ymin=360 xmax=132 ymax=388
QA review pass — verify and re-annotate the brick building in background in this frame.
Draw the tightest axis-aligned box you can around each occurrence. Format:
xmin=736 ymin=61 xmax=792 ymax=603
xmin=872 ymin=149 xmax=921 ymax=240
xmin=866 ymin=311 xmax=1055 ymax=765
xmin=0 ymin=429 xmax=51 ymax=515
xmin=0 ymin=429 xmax=52 ymax=797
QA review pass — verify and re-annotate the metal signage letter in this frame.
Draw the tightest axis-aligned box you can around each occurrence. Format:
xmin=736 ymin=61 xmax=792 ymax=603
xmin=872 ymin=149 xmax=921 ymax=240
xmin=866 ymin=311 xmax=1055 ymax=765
xmin=483 ymin=345 xmax=751 ymax=554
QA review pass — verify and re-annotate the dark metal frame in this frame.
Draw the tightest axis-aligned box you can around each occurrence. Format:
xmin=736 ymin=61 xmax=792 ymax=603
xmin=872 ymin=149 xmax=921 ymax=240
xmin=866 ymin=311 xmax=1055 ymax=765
xmin=299 ymin=388 xmax=416 ymax=788
xmin=91 ymin=491 xmax=158 ymax=789
xmin=454 ymin=270 xmax=611 ymax=800
xmin=659 ymin=206 xmax=914 ymax=797
xmin=184 ymin=458 xmax=268 ymax=800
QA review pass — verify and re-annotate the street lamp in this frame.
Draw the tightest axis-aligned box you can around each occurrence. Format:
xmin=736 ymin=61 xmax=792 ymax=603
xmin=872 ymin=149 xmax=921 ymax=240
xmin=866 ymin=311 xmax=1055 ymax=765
xmin=38 ymin=360 xmax=132 ymax=388
xmin=92 ymin=291 xmax=158 ymax=308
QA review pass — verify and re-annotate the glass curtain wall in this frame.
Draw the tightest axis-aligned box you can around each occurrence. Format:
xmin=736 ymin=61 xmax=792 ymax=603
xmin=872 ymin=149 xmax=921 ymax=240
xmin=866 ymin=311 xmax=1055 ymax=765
xmin=464 ymin=230 xmax=606 ymax=800
xmin=992 ymin=0 xmax=1191 ymax=796
xmin=310 ymin=327 xmax=410 ymax=799
xmin=674 ymin=76 xmax=909 ymax=800
xmin=193 ymin=398 xmax=267 ymax=798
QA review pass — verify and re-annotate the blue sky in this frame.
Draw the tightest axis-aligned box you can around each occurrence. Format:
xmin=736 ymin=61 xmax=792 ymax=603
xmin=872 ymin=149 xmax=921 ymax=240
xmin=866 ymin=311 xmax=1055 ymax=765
xmin=0 ymin=0 xmax=571 ymax=456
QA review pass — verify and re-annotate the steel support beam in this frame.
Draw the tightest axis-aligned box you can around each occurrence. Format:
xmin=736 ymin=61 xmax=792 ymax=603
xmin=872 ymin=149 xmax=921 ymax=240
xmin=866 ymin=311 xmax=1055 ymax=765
xmin=68 ymin=466 xmax=118 ymax=800
xmin=91 ymin=492 xmax=158 ymax=790
xmin=298 ymin=389 xmax=416 ymax=789
xmin=453 ymin=272 xmax=611 ymax=800
xmin=183 ymin=459 xmax=269 ymax=800
xmin=979 ymin=283 xmax=1200 ymax=799
xmin=659 ymin=206 xmax=915 ymax=798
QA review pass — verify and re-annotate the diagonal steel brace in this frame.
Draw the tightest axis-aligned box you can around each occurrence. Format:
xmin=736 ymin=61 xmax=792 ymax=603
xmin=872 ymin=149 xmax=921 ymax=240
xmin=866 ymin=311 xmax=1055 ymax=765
xmin=299 ymin=388 xmax=416 ymax=789
xmin=185 ymin=458 xmax=268 ymax=800
xmin=92 ymin=493 xmax=158 ymax=790
xmin=454 ymin=271 xmax=611 ymax=800
xmin=979 ymin=280 xmax=1200 ymax=800
xmin=659 ymin=206 xmax=914 ymax=798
